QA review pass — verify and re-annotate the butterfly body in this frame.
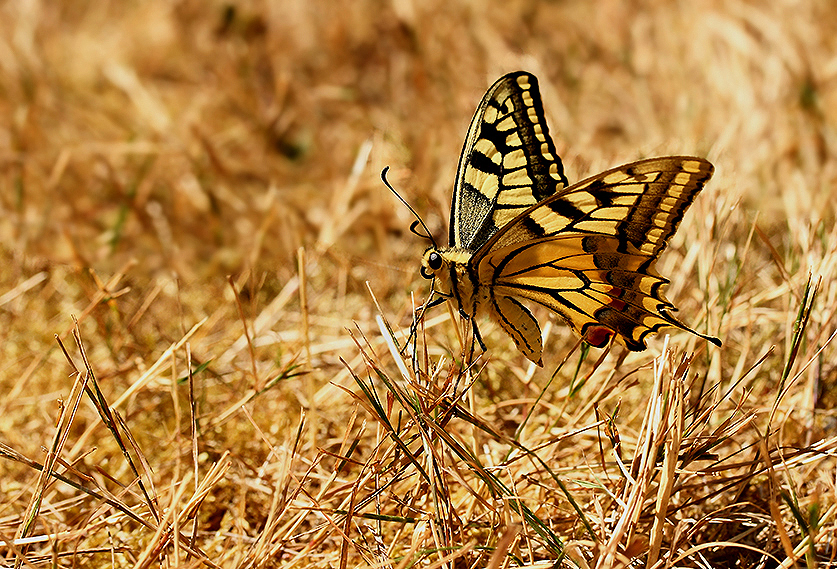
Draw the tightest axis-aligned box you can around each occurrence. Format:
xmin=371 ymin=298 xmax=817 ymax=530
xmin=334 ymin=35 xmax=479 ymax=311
xmin=420 ymin=71 xmax=720 ymax=365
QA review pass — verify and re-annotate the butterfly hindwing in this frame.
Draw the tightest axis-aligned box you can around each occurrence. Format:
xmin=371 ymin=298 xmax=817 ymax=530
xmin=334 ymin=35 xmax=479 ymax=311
xmin=451 ymin=72 xmax=569 ymax=252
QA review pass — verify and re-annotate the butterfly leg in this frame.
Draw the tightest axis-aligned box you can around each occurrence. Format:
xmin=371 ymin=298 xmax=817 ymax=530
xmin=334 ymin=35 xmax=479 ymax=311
xmin=426 ymin=295 xmax=449 ymax=310
xmin=406 ymin=294 xmax=450 ymax=355
xmin=413 ymin=295 xmax=448 ymax=344
xmin=468 ymin=313 xmax=488 ymax=352
xmin=459 ymin=311 xmax=486 ymax=365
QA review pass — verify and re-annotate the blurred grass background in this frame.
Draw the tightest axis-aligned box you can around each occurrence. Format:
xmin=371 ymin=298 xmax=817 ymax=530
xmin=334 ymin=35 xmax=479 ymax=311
xmin=1 ymin=1 xmax=836 ymax=567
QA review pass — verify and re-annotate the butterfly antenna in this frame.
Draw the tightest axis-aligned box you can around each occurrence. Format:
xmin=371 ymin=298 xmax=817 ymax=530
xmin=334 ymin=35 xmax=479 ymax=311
xmin=381 ymin=166 xmax=438 ymax=248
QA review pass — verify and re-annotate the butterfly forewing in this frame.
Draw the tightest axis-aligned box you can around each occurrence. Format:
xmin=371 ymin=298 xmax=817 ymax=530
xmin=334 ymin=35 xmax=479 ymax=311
xmin=478 ymin=157 xmax=714 ymax=255
xmin=451 ymin=72 xmax=569 ymax=251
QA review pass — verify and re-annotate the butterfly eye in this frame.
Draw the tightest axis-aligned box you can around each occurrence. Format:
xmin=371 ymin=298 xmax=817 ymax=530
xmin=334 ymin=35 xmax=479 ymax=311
xmin=421 ymin=252 xmax=442 ymax=279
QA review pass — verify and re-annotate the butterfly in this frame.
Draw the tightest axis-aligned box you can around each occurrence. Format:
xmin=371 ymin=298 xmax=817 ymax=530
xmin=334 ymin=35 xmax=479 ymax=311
xmin=409 ymin=71 xmax=720 ymax=366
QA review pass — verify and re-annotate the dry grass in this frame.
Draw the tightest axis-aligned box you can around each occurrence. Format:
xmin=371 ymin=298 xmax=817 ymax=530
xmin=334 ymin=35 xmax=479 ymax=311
xmin=1 ymin=1 xmax=836 ymax=567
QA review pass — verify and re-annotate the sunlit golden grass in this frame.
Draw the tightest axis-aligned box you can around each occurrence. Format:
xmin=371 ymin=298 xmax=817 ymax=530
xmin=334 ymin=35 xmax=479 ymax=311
xmin=1 ymin=1 xmax=836 ymax=567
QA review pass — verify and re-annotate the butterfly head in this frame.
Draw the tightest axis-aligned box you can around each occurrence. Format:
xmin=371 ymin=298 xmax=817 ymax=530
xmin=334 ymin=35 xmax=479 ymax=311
xmin=421 ymin=247 xmax=477 ymax=305
xmin=421 ymin=247 xmax=460 ymax=300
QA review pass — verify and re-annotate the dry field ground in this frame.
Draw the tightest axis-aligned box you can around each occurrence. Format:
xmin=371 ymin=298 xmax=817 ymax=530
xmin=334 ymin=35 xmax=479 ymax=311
xmin=1 ymin=1 xmax=836 ymax=567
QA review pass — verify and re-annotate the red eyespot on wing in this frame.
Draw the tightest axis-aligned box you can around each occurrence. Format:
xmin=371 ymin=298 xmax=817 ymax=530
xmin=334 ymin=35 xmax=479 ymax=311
xmin=584 ymin=326 xmax=614 ymax=348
